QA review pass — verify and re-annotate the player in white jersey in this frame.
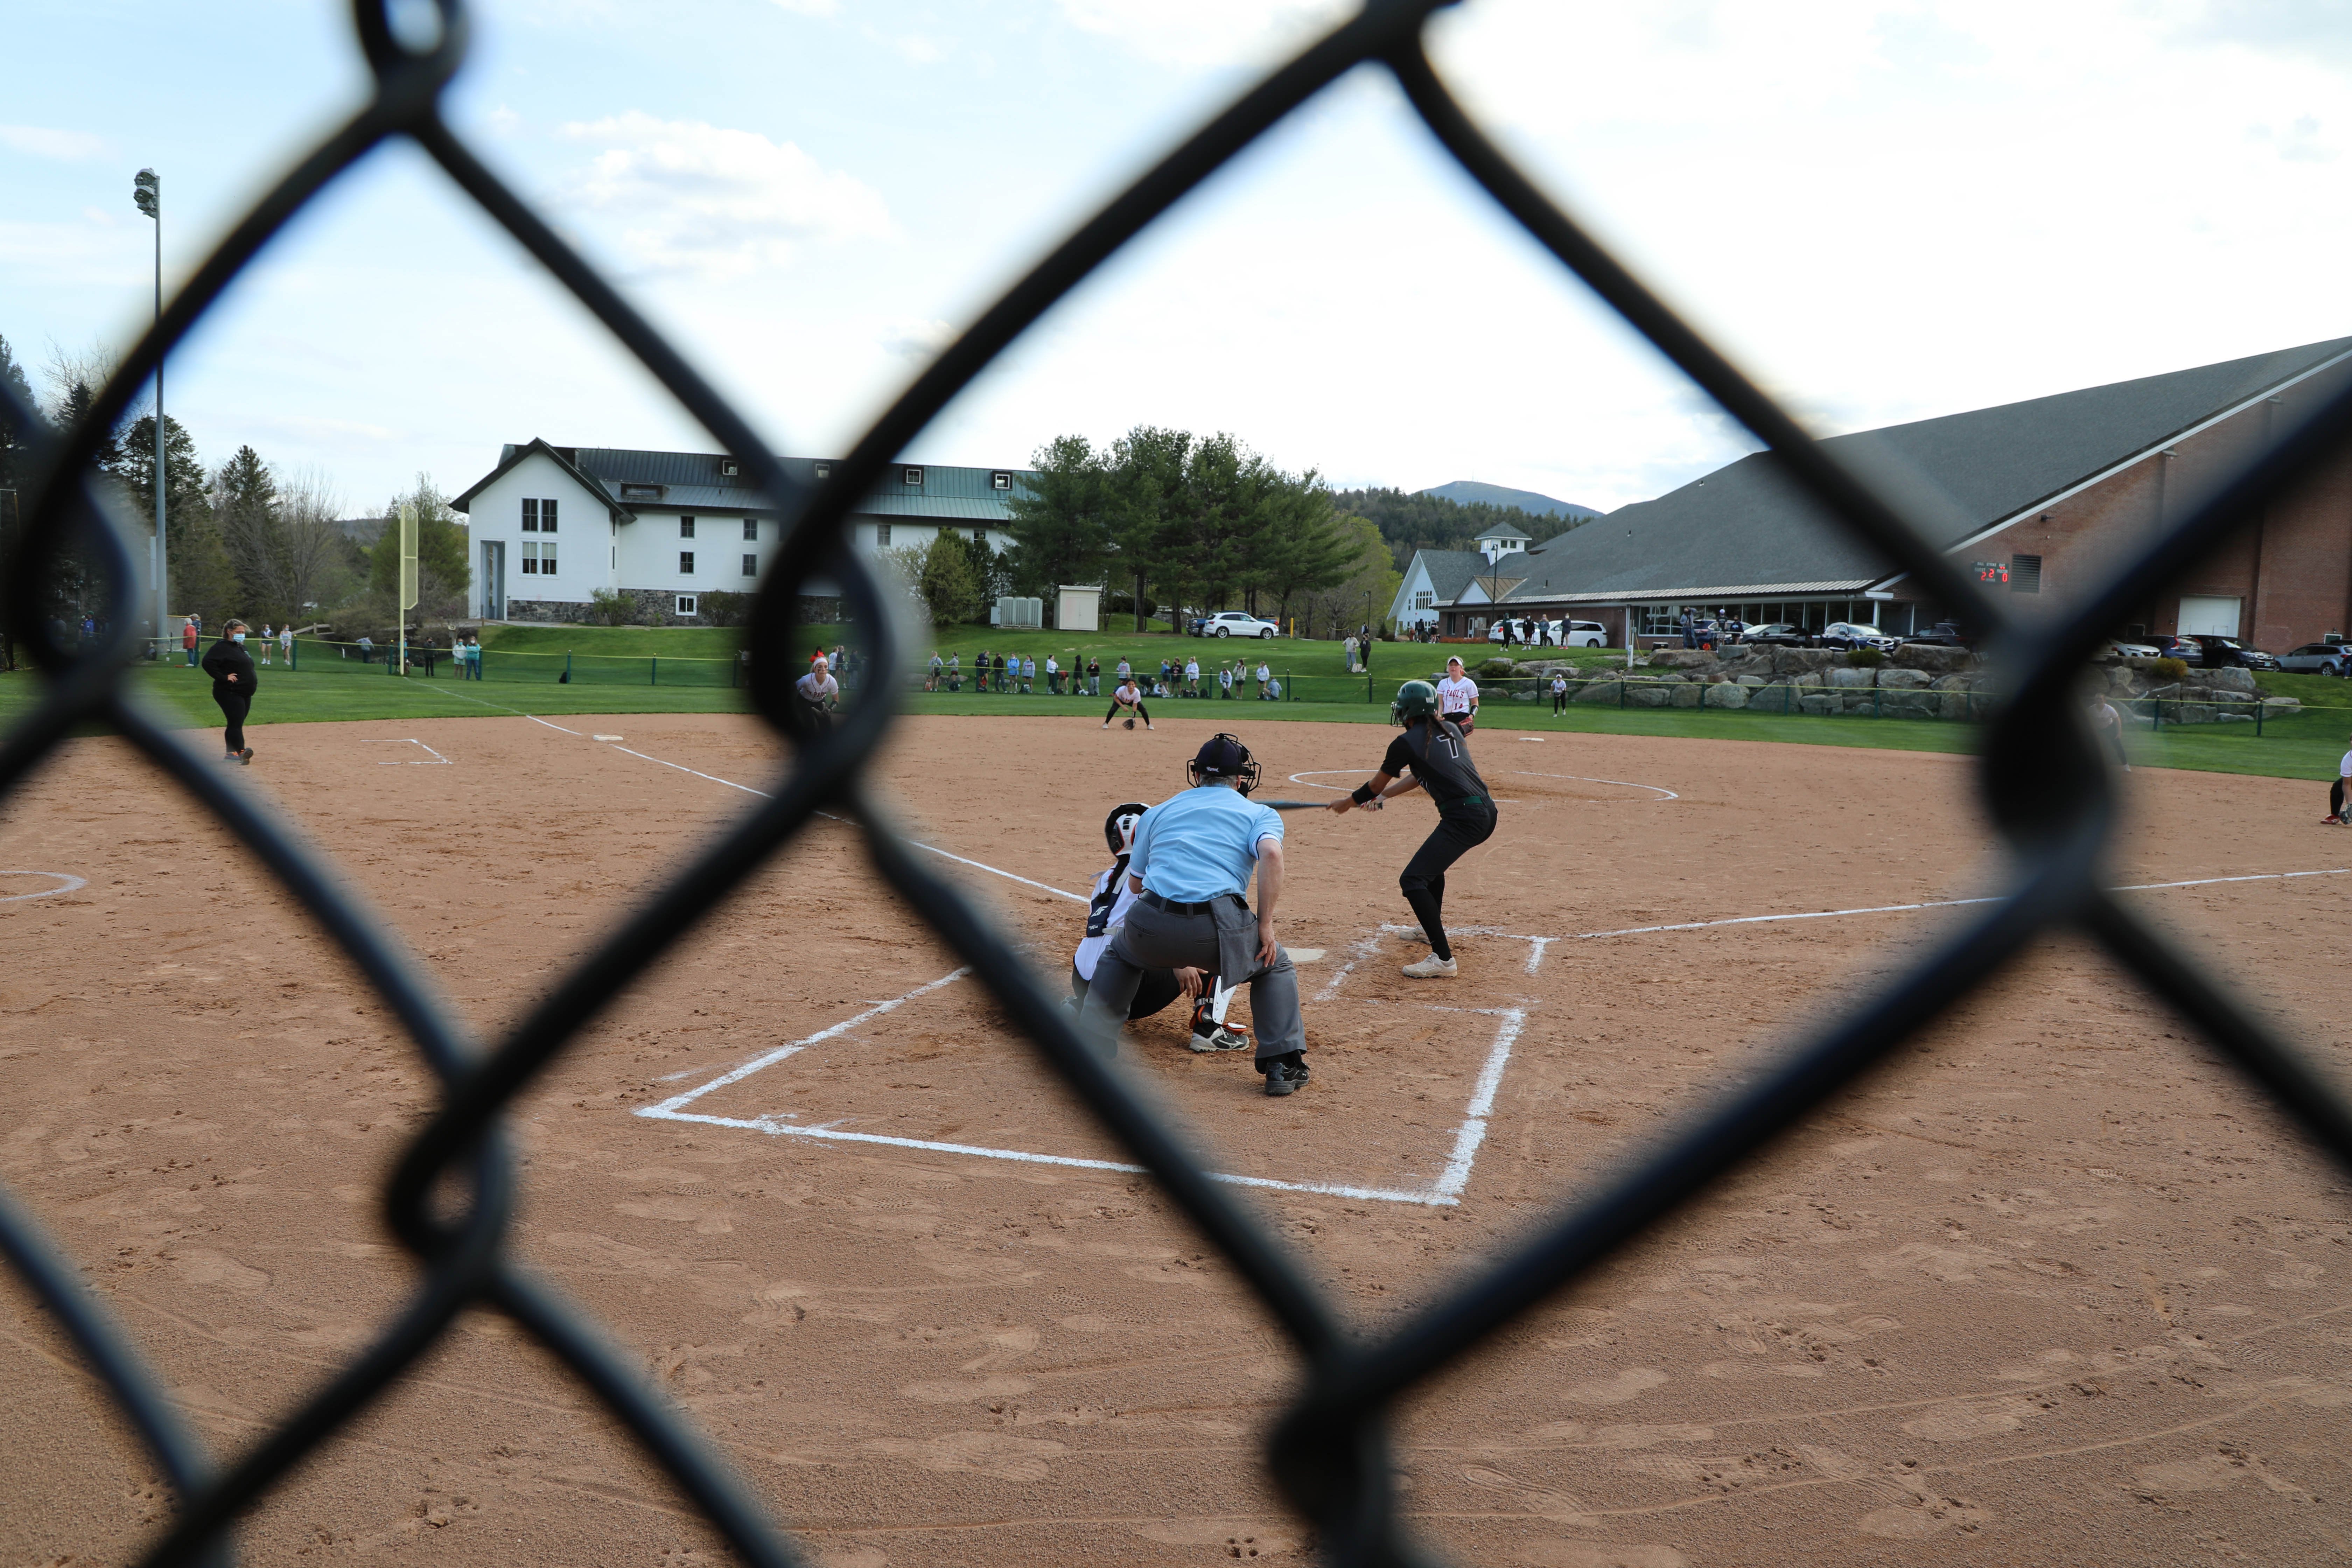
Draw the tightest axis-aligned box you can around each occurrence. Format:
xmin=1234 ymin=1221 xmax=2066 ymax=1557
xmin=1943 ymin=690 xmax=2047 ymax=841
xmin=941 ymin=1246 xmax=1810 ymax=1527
xmin=2329 ymin=732 xmax=2352 ymax=824
xmin=1436 ymin=656 xmax=1479 ymax=734
xmin=795 ymin=654 xmax=841 ymax=735
xmin=1068 ymin=803 xmax=1246 ymax=1050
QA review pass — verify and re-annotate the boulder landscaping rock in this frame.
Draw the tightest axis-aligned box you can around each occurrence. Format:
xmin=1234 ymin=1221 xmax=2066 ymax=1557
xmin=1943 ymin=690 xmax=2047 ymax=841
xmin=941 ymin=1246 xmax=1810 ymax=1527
xmin=1890 ymin=643 xmax=1972 ymax=673
xmin=1670 ymin=682 xmax=1704 ymax=708
xmin=1799 ymin=692 xmax=1840 ymax=716
xmin=1775 ymin=647 xmax=1840 ymax=674
xmin=2210 ymin=666 xmax=2258 ymax=692
xmin=1574 ymin=679 xmax=1623 ymax=705
xmin=1702 ymin=681 xmax=1749 ymax=709
xmin=1628 ymin=681 xmax=1674 ymax=708
xmin=1876 ymin=667 xmax=1933 ymax=689
xmin=1880 ymin=689 xmax=1939 ymax=719
xmin=1646 ymin=649 xmax=1718 ymax=671
xmin=1827 ymin=666 xmax=1876 ymax=689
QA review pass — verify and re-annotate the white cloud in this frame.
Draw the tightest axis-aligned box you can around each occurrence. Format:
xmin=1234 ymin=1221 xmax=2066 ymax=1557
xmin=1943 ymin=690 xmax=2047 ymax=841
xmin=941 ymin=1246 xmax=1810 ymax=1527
xmin=559 ymin=111 xmax=892 ymax=279
xmin=0 ymin=124 xmax=109 ymax=161
xmin=878 ymin=317 xmax=957 ymax=359
xmin=1054 ymin=0 xmax=1350 ymax=68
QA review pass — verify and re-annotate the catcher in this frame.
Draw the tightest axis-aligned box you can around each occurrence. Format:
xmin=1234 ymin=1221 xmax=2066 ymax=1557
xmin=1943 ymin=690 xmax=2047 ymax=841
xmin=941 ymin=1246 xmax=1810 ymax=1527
xmin=1326 ymin=679 xmax=1497 ymax=978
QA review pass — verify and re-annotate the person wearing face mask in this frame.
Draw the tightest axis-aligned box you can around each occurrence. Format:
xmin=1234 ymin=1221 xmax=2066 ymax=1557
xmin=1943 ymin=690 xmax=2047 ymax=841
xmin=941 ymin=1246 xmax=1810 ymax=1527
xmin=201 ymin=618 xmax=258 ymax=765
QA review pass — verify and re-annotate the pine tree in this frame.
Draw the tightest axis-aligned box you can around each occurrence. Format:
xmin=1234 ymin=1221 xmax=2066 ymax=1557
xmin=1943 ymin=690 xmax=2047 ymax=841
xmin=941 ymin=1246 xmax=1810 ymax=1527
xmin=212 ymin=444 xmax=284 ymax=617
xmin=0 ymin=337 xmax=40 ymax=669
xmin=115 ymin=412 xmax=236 ymax=623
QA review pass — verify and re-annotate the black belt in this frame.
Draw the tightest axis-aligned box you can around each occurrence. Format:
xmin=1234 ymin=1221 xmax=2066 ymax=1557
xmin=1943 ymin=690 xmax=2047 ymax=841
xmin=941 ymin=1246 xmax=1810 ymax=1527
xmin=1140 ymin=890 xmax=1246 ymax=916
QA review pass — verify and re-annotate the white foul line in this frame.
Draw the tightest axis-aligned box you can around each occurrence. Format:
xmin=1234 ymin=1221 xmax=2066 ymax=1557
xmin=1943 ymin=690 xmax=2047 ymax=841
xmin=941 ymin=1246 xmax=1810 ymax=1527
xmin=1561 ymin=866 xmax=2352 ymax=943
xmin=564 ymin=733 xmax=1087 ymax=902
xmin=363 ymin=738 xmax=451 ymax=765
xmin=0 ymin=871 xmax=86 ymax=903
xmin=639 ymin=966 xmax=1462 ymax=1206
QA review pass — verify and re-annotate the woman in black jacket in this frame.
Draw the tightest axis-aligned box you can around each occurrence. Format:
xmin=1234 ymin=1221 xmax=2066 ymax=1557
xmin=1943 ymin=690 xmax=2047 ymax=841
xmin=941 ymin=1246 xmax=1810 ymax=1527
xmin=200 ymin=618 xmax=257 ymax=764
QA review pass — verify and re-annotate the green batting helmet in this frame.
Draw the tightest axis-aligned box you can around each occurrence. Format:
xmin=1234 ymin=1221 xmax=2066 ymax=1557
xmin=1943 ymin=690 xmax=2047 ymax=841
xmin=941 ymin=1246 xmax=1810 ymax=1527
xmin=1392 ymin=679 xmax=1440 ymax=726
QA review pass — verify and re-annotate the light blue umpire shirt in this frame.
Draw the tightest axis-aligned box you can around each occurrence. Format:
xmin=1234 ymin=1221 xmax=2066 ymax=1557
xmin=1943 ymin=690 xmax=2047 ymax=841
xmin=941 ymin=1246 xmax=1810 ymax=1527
xmin=1128 ymin=785 xmax=1283 ymax=903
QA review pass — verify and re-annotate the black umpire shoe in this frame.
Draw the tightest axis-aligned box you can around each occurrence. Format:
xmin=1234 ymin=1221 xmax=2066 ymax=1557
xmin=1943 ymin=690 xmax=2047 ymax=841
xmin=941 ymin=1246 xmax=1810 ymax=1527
xmin=1261 ymin=1052 xmax=1309 ymax=1097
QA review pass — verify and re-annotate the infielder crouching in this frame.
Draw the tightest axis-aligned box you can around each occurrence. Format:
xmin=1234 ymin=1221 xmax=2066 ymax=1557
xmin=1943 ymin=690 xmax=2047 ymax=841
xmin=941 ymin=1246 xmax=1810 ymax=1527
xmin=1077 ymin=735 xmax=1309 ymax=1095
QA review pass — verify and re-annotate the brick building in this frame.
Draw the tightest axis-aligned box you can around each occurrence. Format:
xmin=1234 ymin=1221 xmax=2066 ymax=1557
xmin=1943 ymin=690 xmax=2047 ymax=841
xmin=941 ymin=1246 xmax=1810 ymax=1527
xmin=1412 ymin=336 xmax=2352 ymax=650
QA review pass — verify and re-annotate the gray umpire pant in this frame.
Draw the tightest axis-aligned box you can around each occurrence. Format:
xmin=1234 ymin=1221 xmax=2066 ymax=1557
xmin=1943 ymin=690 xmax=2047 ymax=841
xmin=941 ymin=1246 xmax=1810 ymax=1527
xmin=1079 ymin=893 xmax=1303 ymax=1065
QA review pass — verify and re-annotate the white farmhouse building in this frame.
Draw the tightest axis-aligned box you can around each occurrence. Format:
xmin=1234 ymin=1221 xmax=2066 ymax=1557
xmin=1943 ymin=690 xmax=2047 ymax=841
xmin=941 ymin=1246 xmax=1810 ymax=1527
xmin=452 ymin=440 xmax=1034 ymax=622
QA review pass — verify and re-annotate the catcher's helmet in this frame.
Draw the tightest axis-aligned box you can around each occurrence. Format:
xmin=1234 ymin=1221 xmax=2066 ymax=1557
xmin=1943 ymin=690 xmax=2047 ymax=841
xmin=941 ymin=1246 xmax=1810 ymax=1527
xmin=1104 ymin=802 xmax=1149 ymax=855
xmin=1185 ymin=732 xmax=1263 ymax=795
xmin=1392 ymin=679 xmax=1440 ymax=726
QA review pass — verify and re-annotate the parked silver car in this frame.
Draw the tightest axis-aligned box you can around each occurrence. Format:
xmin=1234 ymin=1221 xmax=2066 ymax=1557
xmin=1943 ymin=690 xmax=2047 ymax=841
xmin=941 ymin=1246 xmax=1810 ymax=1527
xmin=2279 ymin=641 xmax=2352 ymax=676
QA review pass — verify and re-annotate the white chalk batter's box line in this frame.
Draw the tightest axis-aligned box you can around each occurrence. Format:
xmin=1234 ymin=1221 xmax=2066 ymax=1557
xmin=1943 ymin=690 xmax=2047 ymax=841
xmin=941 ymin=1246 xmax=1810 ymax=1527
xmin=637 ymin=968 xmax=1525 ymax=1208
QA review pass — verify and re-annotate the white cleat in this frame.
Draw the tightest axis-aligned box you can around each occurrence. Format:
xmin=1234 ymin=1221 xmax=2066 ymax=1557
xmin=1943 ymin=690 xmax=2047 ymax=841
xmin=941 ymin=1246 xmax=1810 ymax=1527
xmin=1400 ymin=954 xmax=1457 ymax=979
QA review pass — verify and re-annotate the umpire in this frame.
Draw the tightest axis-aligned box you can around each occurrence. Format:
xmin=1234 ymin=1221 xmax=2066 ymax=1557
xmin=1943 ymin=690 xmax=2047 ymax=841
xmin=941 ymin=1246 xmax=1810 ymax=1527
xmin=1076 ymin=733 xmax=1310 ymax=1096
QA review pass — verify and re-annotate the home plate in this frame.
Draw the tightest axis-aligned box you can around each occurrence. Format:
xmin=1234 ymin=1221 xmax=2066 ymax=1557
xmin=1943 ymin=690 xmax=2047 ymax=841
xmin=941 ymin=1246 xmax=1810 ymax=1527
xmin=1287 ymin=948 xmax=1325 ymax=962
xmin=593 ymin=734 xmax=624 ymax=742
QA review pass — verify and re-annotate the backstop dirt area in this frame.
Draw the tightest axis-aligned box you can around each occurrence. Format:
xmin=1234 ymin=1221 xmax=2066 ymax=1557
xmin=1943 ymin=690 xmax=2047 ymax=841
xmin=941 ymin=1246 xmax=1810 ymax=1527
xmin=3 ymin=709 xmax=2349 ymax=1565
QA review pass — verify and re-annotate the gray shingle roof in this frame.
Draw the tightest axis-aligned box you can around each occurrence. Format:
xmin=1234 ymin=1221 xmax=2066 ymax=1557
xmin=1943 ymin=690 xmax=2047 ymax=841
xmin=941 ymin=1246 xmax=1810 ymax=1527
xmin=1414 ymin=550 xmax=1493 ymax=603
xmin=1493 ymin=335 xmax=2352 ymax=604
xmin=454 ymin=442 xmax=1035 ymax=524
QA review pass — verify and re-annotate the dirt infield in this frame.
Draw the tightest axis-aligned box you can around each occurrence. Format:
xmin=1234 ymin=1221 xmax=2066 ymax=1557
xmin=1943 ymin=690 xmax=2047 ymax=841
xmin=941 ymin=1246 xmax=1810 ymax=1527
xmin=3 ymin=710 xmax=2349 ymax=1564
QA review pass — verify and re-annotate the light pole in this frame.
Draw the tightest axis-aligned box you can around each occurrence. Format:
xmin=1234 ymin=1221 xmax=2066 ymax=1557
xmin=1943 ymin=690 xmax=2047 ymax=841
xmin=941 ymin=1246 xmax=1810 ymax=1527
xmin=133 ymin=168 xmax=164 ymax=656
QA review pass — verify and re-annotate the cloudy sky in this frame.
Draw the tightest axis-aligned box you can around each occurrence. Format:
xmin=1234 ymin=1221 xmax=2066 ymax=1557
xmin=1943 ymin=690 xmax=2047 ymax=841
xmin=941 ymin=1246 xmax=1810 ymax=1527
xmin=5 ymin=0 xmax=2348 ymax=516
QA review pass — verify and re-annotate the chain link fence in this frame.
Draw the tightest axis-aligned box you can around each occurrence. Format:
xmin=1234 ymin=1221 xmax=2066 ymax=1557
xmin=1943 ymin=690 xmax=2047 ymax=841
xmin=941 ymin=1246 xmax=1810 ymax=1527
xmin=6 ymin=2 xmax=2352 ymax=1564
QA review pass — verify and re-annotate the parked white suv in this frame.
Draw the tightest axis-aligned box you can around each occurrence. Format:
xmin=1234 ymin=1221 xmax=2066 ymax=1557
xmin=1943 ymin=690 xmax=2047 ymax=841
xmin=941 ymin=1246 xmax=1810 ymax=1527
xmin=1486 ymin=617 xmax=1608 ymax=648
xmin=1202 ymin=611 xmax=1280 ymax=639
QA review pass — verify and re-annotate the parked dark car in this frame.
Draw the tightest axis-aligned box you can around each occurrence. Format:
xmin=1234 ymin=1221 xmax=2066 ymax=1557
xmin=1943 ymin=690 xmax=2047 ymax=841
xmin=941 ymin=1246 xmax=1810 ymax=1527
xmin=1737 ymin=622 xmax=1809 ymax=647
xmin=2163 ymin=634 xmax=2280 ymax=670
xmin=1905 ymin=620 xmax=1976 ymax=649
xmin=1816 ymin=621 xmax=1900 ymax=652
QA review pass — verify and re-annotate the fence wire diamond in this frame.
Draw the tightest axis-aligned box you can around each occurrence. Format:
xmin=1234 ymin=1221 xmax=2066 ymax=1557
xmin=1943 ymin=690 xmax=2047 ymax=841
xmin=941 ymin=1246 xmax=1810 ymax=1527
xmin=6 ymin=3 xmax=2352 ymax=1565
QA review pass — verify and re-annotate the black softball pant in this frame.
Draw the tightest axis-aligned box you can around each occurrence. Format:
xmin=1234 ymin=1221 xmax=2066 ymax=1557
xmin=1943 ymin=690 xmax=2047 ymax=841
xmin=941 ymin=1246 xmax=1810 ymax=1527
xmin=214 ymin=688 xmax=249 ymax=754
xmin=1400 ymin=803 xmax=1497 ymax=960
xmin=1105 ymin=700 xmax=1149 ymax=723
xmin=2333 ymin=778 xmax=2346 ymax=818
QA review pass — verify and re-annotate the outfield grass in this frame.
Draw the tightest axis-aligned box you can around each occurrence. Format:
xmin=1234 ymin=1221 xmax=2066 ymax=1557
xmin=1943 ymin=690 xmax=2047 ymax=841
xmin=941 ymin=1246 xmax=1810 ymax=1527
xmin=14 ymin=654 xmax=2350 ymax=783
xmin=476 ymin=619 xmax=1616 ymax=686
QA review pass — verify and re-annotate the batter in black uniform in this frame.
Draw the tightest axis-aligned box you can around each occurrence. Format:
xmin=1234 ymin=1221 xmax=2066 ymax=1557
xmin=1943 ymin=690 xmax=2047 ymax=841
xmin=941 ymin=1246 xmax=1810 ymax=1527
xmin=1326 ymin=678 xmax=1496 ymax=978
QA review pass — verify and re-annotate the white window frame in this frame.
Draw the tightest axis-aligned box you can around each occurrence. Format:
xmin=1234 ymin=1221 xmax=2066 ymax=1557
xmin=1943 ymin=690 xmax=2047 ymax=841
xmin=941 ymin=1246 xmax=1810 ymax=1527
xmin=742 ymin=554 xmax=757 ymax=578
xmin=679 ymin=551 xmax=695 ymax=575
xmin=676 ymin=594 xmax=699 ymax=617
xmin=680 ymin=515 xmax=696 ymax=539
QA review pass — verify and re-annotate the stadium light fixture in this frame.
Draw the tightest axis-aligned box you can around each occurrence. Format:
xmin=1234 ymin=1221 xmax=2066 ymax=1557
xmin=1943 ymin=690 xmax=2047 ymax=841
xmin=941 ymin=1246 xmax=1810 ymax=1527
xmin=134 ymin=168 xmax=166 ymax=653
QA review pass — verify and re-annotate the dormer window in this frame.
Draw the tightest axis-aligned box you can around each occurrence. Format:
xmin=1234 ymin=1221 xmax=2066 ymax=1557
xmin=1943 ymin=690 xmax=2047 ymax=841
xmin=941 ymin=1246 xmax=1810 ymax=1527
xmin=903 ymin=465 xmax=924 ymax=486
xmin=719 ymin=458 xmax=740 ymax=477
xmin=621 ymin=483 xmax=662 ymax=500
xmin=990 ymin=471 xmax=1013 ymax=490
